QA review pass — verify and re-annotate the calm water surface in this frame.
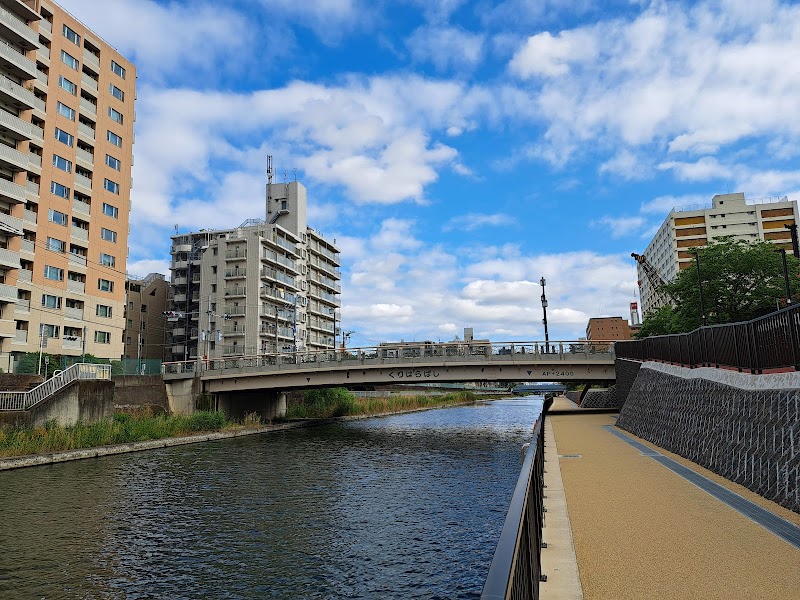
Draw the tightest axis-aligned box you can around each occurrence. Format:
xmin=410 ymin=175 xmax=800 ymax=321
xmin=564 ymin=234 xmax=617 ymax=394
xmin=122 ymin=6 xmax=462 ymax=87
xmin=0 ymin=397 xmax=542 ymax=599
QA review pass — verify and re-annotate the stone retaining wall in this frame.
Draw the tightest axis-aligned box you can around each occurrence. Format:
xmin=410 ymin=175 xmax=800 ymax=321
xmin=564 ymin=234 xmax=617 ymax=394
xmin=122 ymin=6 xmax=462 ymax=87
xmin=112 ymin=375 xmax=169 ymax=412
xmin=617 ymin=363 xmax=799 ymax=513
xmin=581 ymin=386 xmax=618 ymax=409
xmin=614 ymin=358 xmax=641 ymax=408
xmin=565 ymin=391 xmax=582 ymax=404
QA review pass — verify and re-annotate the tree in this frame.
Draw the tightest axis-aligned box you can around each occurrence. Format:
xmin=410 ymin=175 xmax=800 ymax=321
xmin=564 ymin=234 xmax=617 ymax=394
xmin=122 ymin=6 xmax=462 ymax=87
xmin=639 ymin=239 xmax=800 ymax=336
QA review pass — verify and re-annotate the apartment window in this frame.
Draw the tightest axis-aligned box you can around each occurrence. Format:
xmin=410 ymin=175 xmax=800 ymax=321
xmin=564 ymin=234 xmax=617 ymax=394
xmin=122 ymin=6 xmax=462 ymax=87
xmin=46 ymin=237 xmax=66 ymax=253
xmin=141 ymin=305 xmax=147 ymax=313
xmin=48 ymin=209 xmax=68 ymax=226
xmin=57 ymin=102 xmax=75 ymax=121
xmin=105 ymin=154 xmax=121 ymax=171
xmin=50 ymin=182 xmax=70 ymax=199
xmin=102 ymin=203 xmax=118 ymax=218
xmin=107 ymin=131 xmax=122 ymax=147
xmin=99 ymin=252 xmax=115 ymax=267
xmin=111 ymin=60 xmax=126 ymax=79
xmin=61 ymin=50 xmax=78 ymax=70
xmin=95 ymin=331 xmax=111 ymax=344
xmin=44 ymin=265 xmax=64 ymax=281
xmin=54 ymin=128 xmax=74 ymax=147
xmin=109 ymin=84 xmax=124 ymax=102
xmin=42 ymin=294 xmax=62 ymax=309
xmin=98 ymin=278 xmax=114 ymax=292
xmin=103 ymin=179 xmax=119 ymax=194
xmin=41 ymin=324 xmax=60 ymax=339
xmin=53 ymin=154 xmax=72 ymax=173
xmin=96 ymin=305 xmax=113 ymax=318
xmin=100 ymin=227 xmax=117 ymax=242
xmin=58 ymin=75 xmax=77 ymax=95
xmin=62 ymin=24 xmax=81 ymax=45
xmin=108 ymin=107 xmax=123 ymax=124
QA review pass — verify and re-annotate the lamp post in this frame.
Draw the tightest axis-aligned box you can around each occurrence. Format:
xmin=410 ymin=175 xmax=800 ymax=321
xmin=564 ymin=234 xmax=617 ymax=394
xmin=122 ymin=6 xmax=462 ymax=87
xmin=540 ymin=277 xmax=550 ymax=353
xmin=786 ymin=223 xmax=799 ymax=259
xmin=692 ymin=250 xmax=707 ymax=326
xmin=776 ymin=248 xmax=792 ymax=305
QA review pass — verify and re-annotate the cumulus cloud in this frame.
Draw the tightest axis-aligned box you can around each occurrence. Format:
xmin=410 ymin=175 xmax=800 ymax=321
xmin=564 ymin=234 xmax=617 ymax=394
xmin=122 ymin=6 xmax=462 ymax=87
xmin=443 ymin=213 xmax=516 ymax=232
xmin=406 ymin=26 xmax=485 ymax=71
xmin=590 ymin=216 xmax=647 ymax=239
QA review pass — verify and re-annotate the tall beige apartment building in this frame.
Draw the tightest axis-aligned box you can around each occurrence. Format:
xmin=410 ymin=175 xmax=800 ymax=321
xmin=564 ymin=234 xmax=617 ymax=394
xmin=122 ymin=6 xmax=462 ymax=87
xmin=168 ymin=181 xmax=341 ymax=362
xmin=637 ymin=193 xmax=798 ymax=315
xmin=0 ymin=0 xmax=135 ymax=370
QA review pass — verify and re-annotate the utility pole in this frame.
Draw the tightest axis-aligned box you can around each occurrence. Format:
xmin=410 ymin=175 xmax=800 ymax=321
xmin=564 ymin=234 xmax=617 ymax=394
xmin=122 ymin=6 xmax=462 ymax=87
xmin=540 ymin=277 xmax=550 ymax=353
xmin=137 ymin=333 xmax=142 ymax=374
xmin=81 ymin=325 xmax=86 ymax=362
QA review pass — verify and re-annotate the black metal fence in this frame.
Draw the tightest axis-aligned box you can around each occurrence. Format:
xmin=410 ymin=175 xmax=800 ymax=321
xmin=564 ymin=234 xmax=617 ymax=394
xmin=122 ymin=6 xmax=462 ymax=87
xmin=481 ymin=402 xmax=549 ymax=600
xmin=616 ymin=304 xmax=800 ymax=373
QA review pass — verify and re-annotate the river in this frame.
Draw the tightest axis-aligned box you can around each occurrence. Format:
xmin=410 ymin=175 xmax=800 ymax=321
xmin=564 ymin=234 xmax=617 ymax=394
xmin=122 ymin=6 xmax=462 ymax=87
xmin=0 ymin=396 xmax=543 ymax=599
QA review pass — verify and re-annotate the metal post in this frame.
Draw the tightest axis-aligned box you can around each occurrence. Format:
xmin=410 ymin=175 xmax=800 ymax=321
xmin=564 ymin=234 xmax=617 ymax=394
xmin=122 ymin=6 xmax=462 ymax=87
xmin=137 ymin=333 xmax=141 ymax=375
xmin=81 ymin=325 xmax=86 ymax=362
xmin=37 ymin=324 xmax=44 ymax=375
xmin=540 ymin=277 xmax=550 ymax=353
xmin=778 ymin=248 xmax=791 ymax=305
xmin=693 ymin=250 xmax=706 ymax=326
xmin=786 ymin=223 xmax=800 ymax=259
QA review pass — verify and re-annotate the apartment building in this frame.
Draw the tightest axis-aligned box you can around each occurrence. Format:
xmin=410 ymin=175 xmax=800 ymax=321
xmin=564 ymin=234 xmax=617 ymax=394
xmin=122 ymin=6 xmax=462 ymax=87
xmin=0 ymin=0 xmax=135 ymax=368
xmin=637 ymin=193 xmax=798 ymax=314
xmin=167 ymin=181 xmax=341 ymax=362
xmin=586 ymin=316 xmax=637 ymax=343
xmin=123 ymin=273 xmax=168 ymax=361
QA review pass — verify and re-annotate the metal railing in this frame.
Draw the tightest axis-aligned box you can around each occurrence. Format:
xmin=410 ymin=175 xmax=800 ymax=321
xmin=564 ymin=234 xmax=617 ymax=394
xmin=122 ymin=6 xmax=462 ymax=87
xmin=0 ymin=363 xmax=111 ymax=411
xmin=615 ymin=304 xmax=800 ymax=373
xmin=481 ymin=403 xmax=549 ymax=600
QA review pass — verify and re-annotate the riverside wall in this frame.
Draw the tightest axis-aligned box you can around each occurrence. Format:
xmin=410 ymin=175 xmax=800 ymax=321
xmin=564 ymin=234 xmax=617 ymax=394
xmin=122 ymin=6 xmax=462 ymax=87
xmin=617 ymin=362 xmax=799 ymax=513
xmin=112 ymin=375 xmax=170 ymax=412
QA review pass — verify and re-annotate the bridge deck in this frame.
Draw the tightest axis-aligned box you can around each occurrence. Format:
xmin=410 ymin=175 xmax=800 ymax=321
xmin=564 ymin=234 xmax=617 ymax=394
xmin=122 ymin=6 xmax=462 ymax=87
xmin=548 ymin=411 xmax=800 ymax=599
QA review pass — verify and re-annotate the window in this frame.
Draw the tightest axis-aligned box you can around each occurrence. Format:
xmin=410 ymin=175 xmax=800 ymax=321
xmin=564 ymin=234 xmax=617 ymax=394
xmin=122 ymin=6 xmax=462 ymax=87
xmin=54 ymin=128 xmax=74 ymax=147
xmin=108 ymin=107 xmax=123 ymax=124
xmin=95 ymin=331 xmax=111 ymax=344
xmin=58 ymin=75 xmax=76 ymax=95
xmin=105 ymin=154 xmax=121 ymax=171
xmin=96 ymin=305 xmax=112 ymax=318
xmin=98 ymin=278 xmax=114 ymax=292
xmin=50 ymin=182 xmax=70 ymax=199
xmin=53 ymin=154 xmax=72 ymax=173
xmin=102 ymin=203 xmax=118 ymax=218
xmin=110 ymin=84 xmax=124 ymax=102
xmin=61 ymin=50 xmax=78 ymax=70
xmin=57 ymin=102 xmax=75 ymax=121
xmin=100 ymin=227 xmax=117 ymax=242
xmin=41 ymin=324 xmax=60 ymax=339
xmin=141 ymin=305 xmax=147 ymax=313
xmin=48 ymin=209 xmax=68 ymax=226
xmin=62 ymin=24 xmax=80 ymax=45
xmin=99 ymin=252 xmax=115 ymax=267
xmin=107 ymin=130 xmax=122 ymax=147
xmin=46 ymin=237 xmax=66 ymax=253
xmin=111 ymin=60 xmax=126 ymax=79
xmin=103 ymin=179 xmax=119 ymax=194
xmin=44 ymin=265 xmax=64 ymax=281
xmin=42 ymin=294 xmax=62 ymax=309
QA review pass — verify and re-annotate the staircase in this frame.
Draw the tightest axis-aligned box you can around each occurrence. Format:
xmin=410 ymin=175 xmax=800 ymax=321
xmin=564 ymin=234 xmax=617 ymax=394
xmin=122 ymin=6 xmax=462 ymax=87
xmin=0 ymin=363 xmax=111 ymax=411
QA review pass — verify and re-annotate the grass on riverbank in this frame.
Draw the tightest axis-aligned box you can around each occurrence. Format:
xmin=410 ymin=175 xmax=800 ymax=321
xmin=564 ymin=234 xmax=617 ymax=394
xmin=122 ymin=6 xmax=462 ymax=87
xmin=285 ymin=389 xmax=479 ymax=419
xmin=0 ymin=409 xmax=227 ymax=458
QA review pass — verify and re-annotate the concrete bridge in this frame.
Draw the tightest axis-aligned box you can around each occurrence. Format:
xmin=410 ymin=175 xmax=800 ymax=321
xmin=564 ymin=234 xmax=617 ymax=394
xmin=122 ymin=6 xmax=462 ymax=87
xmin=162 ymin=341 xmax=616 ymax=417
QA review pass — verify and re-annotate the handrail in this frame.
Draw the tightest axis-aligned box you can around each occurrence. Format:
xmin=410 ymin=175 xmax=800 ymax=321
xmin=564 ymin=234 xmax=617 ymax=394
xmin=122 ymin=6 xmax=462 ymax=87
xmin=0 ymin=363 xmax=111 ymax=411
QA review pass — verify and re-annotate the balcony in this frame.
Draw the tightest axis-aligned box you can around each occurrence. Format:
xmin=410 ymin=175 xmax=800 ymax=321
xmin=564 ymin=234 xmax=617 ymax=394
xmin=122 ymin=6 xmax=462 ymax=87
xmin=172 ymin=243 xmax=192 ymax=253
xmin=0 ymin=247 xmax=20 ymax=269
xmin=26 ymin=151 xmax=40 ymax=173
xmin=223 ymin=325 xmax=245 ymax=336
xmin=62 ymin=337 xmax=81 ymax=350
xmin=16 ymin=268 xmax=31 ymax=282
xmin=77 ymin=122 xmax=95 ymax=142
xmin=224 ymin=268 xmax=246 ymax=279
xmin=0 ymin=6 xmax=39 ymax=49
xmin=224 ymin=286 xmax=246 ymax=297
xmin=71 ymin=226 xmax=89 ymax=242
xmin=0 ymin=282 xmax=17 ymax=302
xmin=0 ymin=211 xmax=22 ymax=234
xmin=74 ymin=172 xmax=92 ymax=191
xmin=35 ymin=44 xmax=48 ymax=63
xmin=0 ymin=318 xmax=15 ymax=338
xmin=25 ymin=179 xmax=38 ymax=197
xmin=79 ymin=96 xmax=96 ymax=118
xmin=225 ymin=250 xmax=247 ymax=260
xmin=82 ymin=49 xmax=100 ymax=72
xmin=0 ymin=142 xmax=34 ymax=172
xmin=76 ymin=147 xmax=93 ymax=168
xmin=0 ymin=108 xmax=43 ymax=142
xmin=260 ymin=286 xmax=296 ymax=304
xmin=0 ymin=39 xmax=38 ymax=79
xmin=13 ymin=329 xmax=27 ymax=343
xmin=67 ymin=279 xmax=85 ymax=294
xmin=81 ymin=72 xmax=98 ymax=95
xmin=172 ymin=293 xmax=187 ymax=303
xmin=65 ymin=306 xmax=84 ymax=320
xmin=68 ymin=253 xmax=87 ymax=270
xmin=172 ymin=276 xmax=188 ymax=286
xmin=172 ymin=260 xmax=188 ymax=270
xmin=73 ymin=199 xmax=91 ymax=216
xmin=0 ymin=72 xmax=37 ymax=109
xmin=21 ymin=210 xmax=35 ymax=229
xmin=0 ymin=178 xmax=25 ymax=204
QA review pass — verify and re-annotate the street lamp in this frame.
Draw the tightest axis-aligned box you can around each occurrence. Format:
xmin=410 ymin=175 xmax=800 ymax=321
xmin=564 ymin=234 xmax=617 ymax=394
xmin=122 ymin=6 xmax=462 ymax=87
xmin=692 ymin=250 xmax=707 ymax=326
xmin=540 ymin=277 xmax=550 ymax=353
xmin=786 ymin=223 xmax=799 ymax=259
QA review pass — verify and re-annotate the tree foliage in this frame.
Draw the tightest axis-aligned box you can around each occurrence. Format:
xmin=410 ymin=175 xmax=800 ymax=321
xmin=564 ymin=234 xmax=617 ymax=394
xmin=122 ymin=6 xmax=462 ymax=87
xmin=638 ymin=239 xmax=800 ymax=337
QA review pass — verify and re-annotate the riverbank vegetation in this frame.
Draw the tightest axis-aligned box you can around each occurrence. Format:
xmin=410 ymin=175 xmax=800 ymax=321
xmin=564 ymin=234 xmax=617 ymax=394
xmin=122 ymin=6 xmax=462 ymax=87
xmin=285 ymin=388 xmax=479 ymax=419
xmin=0 ymin=409 xmax=227 ymax=458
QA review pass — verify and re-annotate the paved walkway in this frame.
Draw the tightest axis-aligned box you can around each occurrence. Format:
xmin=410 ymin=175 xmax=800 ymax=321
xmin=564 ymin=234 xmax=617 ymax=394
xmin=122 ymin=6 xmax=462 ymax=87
xmin=550 ymin=412 xmax=800 ymax=600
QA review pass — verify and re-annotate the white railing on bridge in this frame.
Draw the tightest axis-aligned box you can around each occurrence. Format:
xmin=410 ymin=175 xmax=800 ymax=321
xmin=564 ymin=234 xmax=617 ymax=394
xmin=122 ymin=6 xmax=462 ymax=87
xmin=0 ymin=363 xmax=111 ymax=411
xmin=161 ymin=340 xmax=616 ymax=376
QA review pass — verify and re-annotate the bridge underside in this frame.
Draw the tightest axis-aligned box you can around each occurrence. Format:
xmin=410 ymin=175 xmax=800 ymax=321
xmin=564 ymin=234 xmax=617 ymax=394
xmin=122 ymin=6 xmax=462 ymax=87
xmin=202 ymin=360 xmax=615 ymax=394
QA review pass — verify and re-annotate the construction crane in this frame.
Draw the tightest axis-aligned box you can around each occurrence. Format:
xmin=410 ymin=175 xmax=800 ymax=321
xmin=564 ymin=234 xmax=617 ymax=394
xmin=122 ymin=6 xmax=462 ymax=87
xmin=631 ymin=252 xmax=673 ymax=313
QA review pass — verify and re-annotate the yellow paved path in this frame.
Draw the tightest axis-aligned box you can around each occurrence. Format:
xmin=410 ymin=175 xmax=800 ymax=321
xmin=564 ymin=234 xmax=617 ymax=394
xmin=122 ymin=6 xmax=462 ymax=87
xmin=552 ymin=413 xmax=800 ymax=600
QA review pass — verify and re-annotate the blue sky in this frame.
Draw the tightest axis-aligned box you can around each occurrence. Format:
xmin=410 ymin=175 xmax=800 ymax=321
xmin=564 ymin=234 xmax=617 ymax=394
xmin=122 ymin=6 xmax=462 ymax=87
xmin=60 ymin=0 xmax=800 ymax=344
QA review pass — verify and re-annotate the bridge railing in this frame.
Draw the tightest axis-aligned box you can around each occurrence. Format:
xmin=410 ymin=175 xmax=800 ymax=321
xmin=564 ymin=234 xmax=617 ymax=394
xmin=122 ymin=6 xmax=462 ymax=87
xmin=0 ymin=363 xmax=112 ymax=411
xmin=616 ymin=304 xmax=800 ymax=373
xmin=161 ymin=340 xmax=617 ymax=376
xmin=481 ymin=400 xmax=549 ymax=600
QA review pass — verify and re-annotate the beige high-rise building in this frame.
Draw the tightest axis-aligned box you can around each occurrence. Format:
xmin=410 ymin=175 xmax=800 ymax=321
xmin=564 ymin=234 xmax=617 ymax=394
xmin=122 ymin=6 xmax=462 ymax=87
xmin=637 ymin=193 xmax=798 ymax=315
xmin=123 ymin=273 xmax=168 ymax=362
xmin=0 ymin=0 xmax=135 ymax=369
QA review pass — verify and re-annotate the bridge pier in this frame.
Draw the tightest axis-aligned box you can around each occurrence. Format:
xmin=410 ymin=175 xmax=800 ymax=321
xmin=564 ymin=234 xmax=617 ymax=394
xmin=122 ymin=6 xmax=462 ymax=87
xmin=217 ymin=390 xmax=287 ymax=421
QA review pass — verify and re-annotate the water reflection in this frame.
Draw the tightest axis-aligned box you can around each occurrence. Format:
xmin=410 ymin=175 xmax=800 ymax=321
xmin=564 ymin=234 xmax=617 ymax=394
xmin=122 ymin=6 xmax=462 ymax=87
xmin=0 ymin=397 xmax=542 ymax=599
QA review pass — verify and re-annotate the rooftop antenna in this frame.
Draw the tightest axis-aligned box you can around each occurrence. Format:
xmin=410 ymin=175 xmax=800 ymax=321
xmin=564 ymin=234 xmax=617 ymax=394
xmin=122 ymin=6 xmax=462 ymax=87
xmin=284 ymin=169 xmax=289 ymax=196
xmin=174 ymin=224 xmax=178 ymax=234
xmin=266 ymin=155 xmax=273 ymax=218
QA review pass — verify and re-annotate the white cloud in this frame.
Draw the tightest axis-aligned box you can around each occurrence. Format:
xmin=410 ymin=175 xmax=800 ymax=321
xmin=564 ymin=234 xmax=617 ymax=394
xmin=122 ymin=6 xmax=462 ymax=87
xmin=599 ymin=150 xmax=650 ymax=180
xmin=658 ymin=157 xmax=735 ymax=181
xmin=639 ymin=194 xmax=710 ymax=214
xmin=508 ymin=29 xmax=597 ymax=78
xmin=590 ymin=216 xmax=647 ymax=239
xmin=443 ymin=213 xmax=516 ymax=232
xmin=406 ymin=26 xmax=485 ymax=71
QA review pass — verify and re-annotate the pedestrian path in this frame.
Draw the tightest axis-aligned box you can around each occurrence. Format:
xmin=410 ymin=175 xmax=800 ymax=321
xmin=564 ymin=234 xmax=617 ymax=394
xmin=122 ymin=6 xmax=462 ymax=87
xmin=550 ymin=413 xmax=800 ymax=600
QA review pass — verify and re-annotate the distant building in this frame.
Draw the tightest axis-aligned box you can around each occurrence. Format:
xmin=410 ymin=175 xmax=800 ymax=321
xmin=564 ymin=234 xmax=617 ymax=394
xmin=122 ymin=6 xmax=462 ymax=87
xmin=123 ymin=273 xmax=168 ymax=361
xmin=586 ymin=317 xmax=637 ymax=344
xmin=637 ymin=193 xmax=799 ymax=314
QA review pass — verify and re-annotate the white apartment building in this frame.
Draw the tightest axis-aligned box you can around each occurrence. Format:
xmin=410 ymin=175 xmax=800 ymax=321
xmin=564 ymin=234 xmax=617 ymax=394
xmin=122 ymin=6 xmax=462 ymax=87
xmin=0 ymin=0 xmax=135 ymax=370
xmin=638 ymin=192 xmax=798 ymax=315
xmin=167 ymin=181 xmax=341 ymax=362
